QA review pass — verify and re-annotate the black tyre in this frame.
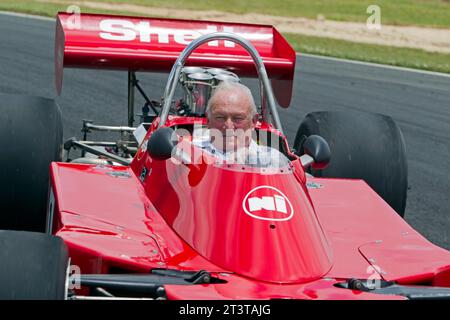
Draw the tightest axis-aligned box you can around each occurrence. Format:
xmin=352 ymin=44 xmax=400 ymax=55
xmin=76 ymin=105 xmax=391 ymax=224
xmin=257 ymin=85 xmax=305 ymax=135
xmin=294 ymin=111 xmax=408 ymax=217
xmin=0 ymin=94 xmax=63 ymax=231
xmin=0 ymin=230 xmax=69 ymax=299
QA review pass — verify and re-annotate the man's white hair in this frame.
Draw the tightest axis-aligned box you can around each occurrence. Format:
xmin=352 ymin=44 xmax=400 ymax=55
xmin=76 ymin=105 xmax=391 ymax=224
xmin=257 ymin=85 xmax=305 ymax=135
xmin=206 ymin=81 xmax=257 ymax=119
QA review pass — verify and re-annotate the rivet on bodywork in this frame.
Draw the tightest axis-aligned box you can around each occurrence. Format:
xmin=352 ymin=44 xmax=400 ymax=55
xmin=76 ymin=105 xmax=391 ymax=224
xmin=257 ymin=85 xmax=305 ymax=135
xmin=156 ymin=286 xmax=166 ymax=297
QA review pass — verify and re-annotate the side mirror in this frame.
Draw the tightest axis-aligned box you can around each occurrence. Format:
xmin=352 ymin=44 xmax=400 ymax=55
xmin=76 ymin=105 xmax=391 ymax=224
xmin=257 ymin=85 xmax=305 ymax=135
xmin=147 ymin=127 xmax=178 ymax=160
xmin=300 ymin=135 xmax=331 ymax=170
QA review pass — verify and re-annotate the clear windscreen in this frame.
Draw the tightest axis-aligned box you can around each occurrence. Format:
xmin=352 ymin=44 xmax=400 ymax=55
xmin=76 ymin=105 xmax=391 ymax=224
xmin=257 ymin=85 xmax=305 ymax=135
xmin=173 ymin=125 xmax=292 ymax=173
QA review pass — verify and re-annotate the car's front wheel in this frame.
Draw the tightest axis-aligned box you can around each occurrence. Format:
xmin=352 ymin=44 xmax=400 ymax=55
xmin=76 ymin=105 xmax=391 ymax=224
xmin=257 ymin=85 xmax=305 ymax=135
xmin=0 ymin=230 xmax=69 ymax=299
xmin=0 ymin=94 xmax=63 ymax=231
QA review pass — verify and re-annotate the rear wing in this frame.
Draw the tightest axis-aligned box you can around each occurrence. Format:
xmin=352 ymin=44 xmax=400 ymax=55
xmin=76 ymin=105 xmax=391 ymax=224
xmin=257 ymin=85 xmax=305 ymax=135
xmin=55 ymin=12 xmax=296 ymax=107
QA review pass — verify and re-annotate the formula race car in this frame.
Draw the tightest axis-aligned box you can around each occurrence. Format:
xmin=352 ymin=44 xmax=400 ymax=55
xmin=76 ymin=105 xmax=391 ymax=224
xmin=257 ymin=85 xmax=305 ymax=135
xmin=1 ymin=12 xmax=450 ymax=300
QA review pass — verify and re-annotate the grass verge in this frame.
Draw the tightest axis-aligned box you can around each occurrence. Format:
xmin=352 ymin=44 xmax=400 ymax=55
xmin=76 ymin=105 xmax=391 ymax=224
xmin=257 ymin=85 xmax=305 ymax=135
xmin=12 ymin=0 xmax=450 ymax=28
xmin=286 ymin=33 xmax=450 ymax=74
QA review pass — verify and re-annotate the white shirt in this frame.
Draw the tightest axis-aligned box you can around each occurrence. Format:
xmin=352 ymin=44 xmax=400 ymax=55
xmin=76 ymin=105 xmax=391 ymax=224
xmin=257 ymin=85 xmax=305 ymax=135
xmin=192 ymin=134 xmax=290 ymax=168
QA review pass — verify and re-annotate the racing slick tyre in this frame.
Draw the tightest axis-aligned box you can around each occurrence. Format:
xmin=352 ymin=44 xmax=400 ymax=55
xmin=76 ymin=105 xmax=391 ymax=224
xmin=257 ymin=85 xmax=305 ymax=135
xmin=0 ymin=230 xmax=69 ymax=299
xmin=294 ymin=111 xmax=408 ymax=217
xmin=0 ymin=94 xmax=63 ymax=231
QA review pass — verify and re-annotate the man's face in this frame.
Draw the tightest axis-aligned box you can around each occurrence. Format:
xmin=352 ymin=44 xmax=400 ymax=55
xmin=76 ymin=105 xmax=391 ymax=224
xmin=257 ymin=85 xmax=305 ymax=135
xmin=206 ymin=91 xmax=257 ymax=152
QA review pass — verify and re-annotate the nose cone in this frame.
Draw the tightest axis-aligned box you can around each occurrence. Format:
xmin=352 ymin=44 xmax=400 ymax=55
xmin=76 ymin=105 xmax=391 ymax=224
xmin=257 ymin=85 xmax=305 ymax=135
xmin=154 ymin=161 xmax=333 ymax=284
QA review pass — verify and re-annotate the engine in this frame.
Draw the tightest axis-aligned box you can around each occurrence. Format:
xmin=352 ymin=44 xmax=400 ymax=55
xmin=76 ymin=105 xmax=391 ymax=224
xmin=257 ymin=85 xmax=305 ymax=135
xmin=177 ymin=67 xmax=240 ymax=116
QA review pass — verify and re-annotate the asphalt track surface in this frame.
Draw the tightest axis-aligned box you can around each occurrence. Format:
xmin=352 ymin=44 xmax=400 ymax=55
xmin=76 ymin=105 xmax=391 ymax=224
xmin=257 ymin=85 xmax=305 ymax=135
xmin=0 ymin=13 xmax=449 ymax=250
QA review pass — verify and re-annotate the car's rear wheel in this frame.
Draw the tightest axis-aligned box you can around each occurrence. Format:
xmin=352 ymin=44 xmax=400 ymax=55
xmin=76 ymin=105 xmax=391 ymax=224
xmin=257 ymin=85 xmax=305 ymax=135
xmin=294 ymin=111 xmax=408 ymax=217
xmin=0 ymin=230 xmax=69 ymax=299
xmin=0 ymin=94 xmax=63 ymax=231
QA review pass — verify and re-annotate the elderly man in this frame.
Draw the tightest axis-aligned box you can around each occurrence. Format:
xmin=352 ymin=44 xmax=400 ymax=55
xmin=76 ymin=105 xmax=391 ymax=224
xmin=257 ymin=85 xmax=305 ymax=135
xmin=193 ymin=81 xmax=289 ymax=167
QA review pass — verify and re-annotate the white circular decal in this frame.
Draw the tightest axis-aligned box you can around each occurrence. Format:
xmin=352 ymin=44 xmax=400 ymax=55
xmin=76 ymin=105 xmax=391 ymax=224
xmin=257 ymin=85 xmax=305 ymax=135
xmin=242 ymin=185 xmax=294 ymax=221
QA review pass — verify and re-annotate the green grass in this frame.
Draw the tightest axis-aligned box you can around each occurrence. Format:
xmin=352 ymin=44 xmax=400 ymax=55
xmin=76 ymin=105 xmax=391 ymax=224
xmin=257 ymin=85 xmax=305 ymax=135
xmin=29 ymin=0 xmax=450 ymax=28
xmin=1 ymin=1 xmax=449 ymax=74
xmin=2 ymin=0 xmax=450 ymax=27
xmin=286 ymin=33 xmax=450 ymax=73
xmin=0 ymin=1 xmax=132 ymax=17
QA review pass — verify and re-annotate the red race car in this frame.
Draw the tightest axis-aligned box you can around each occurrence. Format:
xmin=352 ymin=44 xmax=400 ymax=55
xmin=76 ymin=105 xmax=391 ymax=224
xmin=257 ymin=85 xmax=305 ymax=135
xmin=1 ymin=12 xmax=449 ymax=300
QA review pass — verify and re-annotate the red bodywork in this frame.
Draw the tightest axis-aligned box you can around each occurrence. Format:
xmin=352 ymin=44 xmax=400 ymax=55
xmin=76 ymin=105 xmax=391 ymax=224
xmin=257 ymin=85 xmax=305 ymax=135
xmin=49 ymin=13 xmax=450 ymax=299
xmin=49 ymin=117 xmax=450 ymax=299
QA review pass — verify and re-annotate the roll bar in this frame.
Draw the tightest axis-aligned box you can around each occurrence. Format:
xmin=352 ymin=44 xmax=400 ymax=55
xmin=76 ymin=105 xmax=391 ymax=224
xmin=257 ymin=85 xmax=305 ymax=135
xmin=158 ymin=32 xmax=284 ymax=134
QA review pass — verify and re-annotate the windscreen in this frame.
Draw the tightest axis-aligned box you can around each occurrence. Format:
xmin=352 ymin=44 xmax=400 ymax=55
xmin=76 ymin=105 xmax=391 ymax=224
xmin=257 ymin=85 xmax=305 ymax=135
xmin=173 ymin=125 xmax=291 ymax=173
